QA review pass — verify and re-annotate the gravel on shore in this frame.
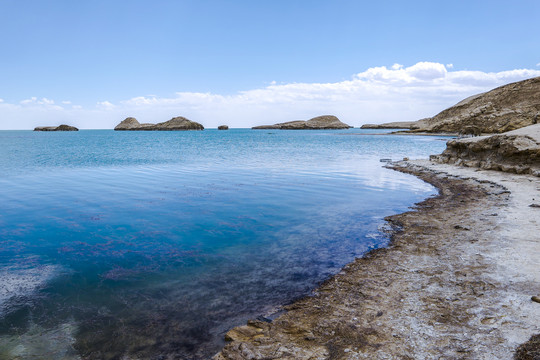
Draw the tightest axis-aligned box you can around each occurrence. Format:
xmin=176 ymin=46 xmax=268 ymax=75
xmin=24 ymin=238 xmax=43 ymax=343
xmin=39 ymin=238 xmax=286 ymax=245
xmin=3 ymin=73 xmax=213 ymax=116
xmin=215 ymin=160 xmax=540 ymax=359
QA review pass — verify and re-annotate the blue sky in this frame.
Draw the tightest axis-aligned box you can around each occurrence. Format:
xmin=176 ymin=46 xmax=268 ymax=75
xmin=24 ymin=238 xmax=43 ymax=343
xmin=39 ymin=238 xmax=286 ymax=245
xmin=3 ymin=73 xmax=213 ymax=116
xmin=0 ymin=0 xmax=539 ymax=129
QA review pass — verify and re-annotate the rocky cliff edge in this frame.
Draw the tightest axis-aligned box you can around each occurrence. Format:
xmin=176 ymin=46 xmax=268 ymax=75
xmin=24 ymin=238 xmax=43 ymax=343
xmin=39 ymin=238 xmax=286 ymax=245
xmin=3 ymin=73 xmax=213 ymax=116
xmin=431 ymin=123 xmax=540 ymax=176
xmin=361 ymin=77 xmax=540 ymax=134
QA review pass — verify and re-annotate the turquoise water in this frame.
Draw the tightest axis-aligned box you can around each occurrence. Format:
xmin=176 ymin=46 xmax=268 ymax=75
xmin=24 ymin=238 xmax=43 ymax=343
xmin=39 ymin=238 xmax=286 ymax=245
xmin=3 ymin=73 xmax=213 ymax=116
xmin=0 ymin=129 xmax=448 ymax=359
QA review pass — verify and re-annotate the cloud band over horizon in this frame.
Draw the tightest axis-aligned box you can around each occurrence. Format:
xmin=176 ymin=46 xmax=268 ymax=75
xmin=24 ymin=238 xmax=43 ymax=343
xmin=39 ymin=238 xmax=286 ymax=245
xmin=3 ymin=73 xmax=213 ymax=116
xmin=2 ymin=62 xmax=540 ymax=130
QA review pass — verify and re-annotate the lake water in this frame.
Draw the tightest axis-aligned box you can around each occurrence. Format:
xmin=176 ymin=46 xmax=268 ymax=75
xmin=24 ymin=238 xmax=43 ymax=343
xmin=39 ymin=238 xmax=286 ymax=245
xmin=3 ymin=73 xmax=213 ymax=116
xmin=0 ymin=129 xmax=448 ymax=359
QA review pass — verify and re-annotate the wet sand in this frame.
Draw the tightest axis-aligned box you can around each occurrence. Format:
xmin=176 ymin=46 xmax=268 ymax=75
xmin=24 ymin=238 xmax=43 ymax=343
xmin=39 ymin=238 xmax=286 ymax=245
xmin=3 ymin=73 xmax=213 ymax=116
xmin=215 ymin=160 xmax=540 ymax=359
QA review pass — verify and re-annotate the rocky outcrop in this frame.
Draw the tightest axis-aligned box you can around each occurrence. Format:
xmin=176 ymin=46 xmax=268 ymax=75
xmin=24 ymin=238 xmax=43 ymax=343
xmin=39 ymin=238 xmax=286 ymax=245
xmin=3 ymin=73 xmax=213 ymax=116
xmin=366 ymin=77 xmax=540 ymax=134
xmin=360 ymin=121 xmax=422 ymax=129
xmin=34 ymin=125 xmax=79 ymax=131
xmin=431 ymin=124 xmax=540 ymax=176
xmin=154 ymin=117 xmax=204 ymax=130
xmin=252 ymin=115 xmax=351 ymax=130
xmin=114 ymin=117 xmax=145 ymax=130
xmin=114 ymin=117 xmax=204 ymax=131
xmin=420 ymin=77 xmax=540 ymax=133
xmin=218 ymin=125 xmax=229 ymax=130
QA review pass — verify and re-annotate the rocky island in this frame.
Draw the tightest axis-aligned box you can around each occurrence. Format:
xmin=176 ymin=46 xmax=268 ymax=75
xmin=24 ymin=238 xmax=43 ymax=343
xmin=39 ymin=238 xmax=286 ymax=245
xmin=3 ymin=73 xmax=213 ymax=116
xmin=362 ymin=76 xmax=540 ymax=134
xmin=114 ymin=116 xmax=204 ymax=131
xmin=252 ymin=115 xmax=351 ymax=130
xmin=34 ymin=124 xmax=79 ymax=131
xmin=218 ymin=125 xmax=229 ymax=130
xmin=360 ymin=120 xmax=422 ymax=130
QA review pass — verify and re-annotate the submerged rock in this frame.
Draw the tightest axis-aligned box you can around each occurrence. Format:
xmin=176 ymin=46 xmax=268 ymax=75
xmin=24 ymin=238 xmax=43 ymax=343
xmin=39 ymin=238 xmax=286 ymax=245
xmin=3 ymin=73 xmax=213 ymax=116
xmin=114 ymin=117 xmax=204 ymax=131
xmin=252 ymin=115 xmax=351 ymax=130
xmin=218 ymin=125 xmax=229 ymax=130
xmin=34 ymin=125 xmax=78 ymax=131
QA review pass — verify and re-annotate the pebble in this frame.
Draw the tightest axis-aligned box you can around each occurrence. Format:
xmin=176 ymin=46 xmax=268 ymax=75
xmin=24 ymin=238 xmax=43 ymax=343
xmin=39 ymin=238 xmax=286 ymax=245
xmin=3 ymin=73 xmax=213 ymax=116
xmin=532 ymin=295 xmax=540 ymax=303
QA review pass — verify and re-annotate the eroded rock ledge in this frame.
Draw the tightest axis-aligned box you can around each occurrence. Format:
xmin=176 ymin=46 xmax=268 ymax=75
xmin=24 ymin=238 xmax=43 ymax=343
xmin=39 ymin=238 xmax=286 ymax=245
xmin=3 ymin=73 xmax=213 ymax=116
xmin=114 ymin=116 xmax=204 ymax=131
xmin=252 ymin=115 xmax=351 ymax=130
xmin=431 ymin=124 xmax=540 ymax=176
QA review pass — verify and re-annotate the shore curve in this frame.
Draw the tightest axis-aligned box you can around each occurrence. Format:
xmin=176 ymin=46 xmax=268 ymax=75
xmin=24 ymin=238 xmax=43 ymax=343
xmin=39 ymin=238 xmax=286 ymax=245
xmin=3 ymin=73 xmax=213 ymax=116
xmin=215 ymin=160 xmax=540 ymax=359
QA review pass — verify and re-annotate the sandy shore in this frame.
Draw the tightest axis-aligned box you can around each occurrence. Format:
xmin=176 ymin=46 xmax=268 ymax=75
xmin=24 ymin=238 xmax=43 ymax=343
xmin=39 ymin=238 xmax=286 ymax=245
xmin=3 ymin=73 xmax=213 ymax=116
xmin=214 ymin=160 xmax=540 ymax=359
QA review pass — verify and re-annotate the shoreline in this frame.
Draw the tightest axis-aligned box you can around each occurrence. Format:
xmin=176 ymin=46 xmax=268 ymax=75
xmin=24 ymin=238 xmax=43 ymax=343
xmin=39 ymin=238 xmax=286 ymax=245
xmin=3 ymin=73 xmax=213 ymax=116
xmin=337 ymin=131 xmax=458 ymax=137
xmin=215 ymin=160 xmax=540 ymax=359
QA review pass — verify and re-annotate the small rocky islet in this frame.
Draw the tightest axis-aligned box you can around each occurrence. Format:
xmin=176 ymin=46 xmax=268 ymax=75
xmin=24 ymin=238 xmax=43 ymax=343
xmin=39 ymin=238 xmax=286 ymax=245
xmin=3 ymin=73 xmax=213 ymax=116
xmin=34 ymin=124 xmax=79 ymax=131
xmin=114 ymin=116 xmax=204 ymax=131
xmin=252 ymin=115 xmax=351 ymax=130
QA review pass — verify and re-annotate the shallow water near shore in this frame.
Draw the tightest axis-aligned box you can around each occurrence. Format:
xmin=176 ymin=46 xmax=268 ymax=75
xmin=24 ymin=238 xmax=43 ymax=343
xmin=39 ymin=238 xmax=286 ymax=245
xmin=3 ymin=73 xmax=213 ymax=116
xmin=0 ymin=129 xmax=447 ymax=359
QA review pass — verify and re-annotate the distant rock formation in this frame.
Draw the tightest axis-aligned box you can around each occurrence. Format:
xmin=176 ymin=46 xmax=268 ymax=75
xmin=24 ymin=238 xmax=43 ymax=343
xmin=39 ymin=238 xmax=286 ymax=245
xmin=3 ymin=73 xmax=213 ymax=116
xmin=218 ymin=125 xmax=229 ymax=130
xmin=431 ymin=123 xmax=540 ymax=176
xmin=114 ymin=117 xmax=144 ymax=130
xmin=252 ymin=115 xmax=351 ymax=130
xmin=360 ymin=121 xmax=421 ymax=130
xmin=364 ymin=76 xmax=540 ymax=134
xmin=114 ymin=117 xmax=204 ymax=131
xmin=34 ymin=125 xmax=79 ymax=131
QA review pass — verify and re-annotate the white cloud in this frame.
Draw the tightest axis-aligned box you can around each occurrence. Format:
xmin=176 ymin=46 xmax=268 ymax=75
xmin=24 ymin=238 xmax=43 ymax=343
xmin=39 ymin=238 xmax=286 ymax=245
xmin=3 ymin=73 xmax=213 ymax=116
xmin=20 ymin=97 xmax=37 ymax=105
xmin=19 ymin=97 xmax=63 ymax=110
xmin=97 ymin=101 xmax=115 ymax=109
xmin=537 ymin=62 xmax=540 ymax=67
xmin=62 ymin=101 xmax=72 ymax=105
xmin=2 ymin=61 xmax=540 ymax=130
xmin=446 ymin=63 xmax=454 ymax=69
xmin=403 ymin=61 xmax=448 ymax=80
xmin=20 ymin=97 xmax=56 ymax=105
xmin=39 ymin=98 xmax=55 ymax=105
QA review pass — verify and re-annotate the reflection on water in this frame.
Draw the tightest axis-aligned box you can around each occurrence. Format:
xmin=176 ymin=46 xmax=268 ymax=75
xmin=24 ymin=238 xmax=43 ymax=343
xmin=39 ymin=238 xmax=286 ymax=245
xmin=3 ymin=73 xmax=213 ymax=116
xmin=0 ymin=129 xmax=446 ymax=359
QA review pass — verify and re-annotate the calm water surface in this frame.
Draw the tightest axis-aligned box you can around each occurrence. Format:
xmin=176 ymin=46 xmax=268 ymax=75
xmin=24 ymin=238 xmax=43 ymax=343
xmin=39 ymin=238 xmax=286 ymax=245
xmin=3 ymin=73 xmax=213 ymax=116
xmin=0 ymin=129 xmax=448 ymax=359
